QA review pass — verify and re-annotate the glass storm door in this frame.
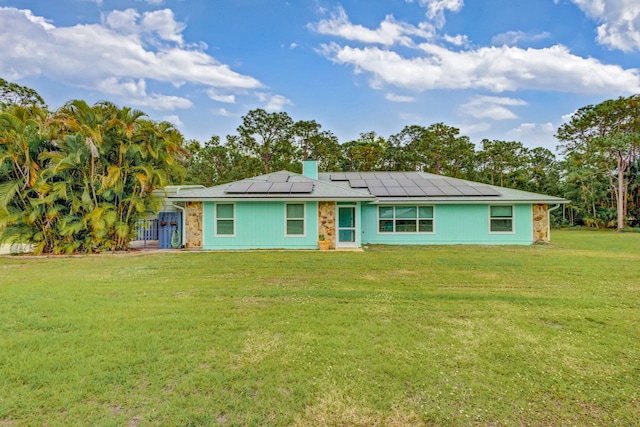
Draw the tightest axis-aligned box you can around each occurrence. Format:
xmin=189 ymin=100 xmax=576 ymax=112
xmin=337 ymin=206 xmax=357 ymax=248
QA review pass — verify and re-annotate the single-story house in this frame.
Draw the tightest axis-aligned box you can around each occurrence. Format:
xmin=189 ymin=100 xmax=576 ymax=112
xmin=168 ymin=159 xmax=568 ymax=250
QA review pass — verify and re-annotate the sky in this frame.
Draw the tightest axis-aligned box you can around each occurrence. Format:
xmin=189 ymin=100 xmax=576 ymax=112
xmin=1 ymin=0 xmax=639 ymax=153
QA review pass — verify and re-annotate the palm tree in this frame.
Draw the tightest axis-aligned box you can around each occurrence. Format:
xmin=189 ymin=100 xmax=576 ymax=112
xmin=2 ymin=99 xmax=188 ymax=253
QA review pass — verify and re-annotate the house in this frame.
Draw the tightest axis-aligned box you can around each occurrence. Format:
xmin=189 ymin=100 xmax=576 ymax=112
xmin=168 ymin=159 xmax=568 ymax=250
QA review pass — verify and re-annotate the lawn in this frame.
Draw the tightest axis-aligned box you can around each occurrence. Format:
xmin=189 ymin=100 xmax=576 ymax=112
xmin=1 ymin=230 xmax=639 ymax=426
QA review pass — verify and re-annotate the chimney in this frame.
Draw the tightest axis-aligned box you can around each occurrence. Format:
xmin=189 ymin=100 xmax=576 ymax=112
xmin=302 ymin=157 xmax=318 ymax=179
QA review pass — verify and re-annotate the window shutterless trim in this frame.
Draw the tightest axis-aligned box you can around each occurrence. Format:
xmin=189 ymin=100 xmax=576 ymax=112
xmin=284 ymin=202 xmax=306 ymax=237
xmin=377 ymin=205 xmax=435 ymax=234
xmin=214 ymin=202 xmax=236 ymax=237
xmin=488 ymin=204 xmax=515 ymax=234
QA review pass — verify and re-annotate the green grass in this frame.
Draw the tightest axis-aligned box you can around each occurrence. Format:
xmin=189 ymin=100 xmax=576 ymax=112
xmin=1 ymin=230 xmax=639 ymax=426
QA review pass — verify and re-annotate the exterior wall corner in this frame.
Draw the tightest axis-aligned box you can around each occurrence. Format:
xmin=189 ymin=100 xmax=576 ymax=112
xmin=318 ymin=201 xmax=336 ymax=249
xmin=185 ymin=201 xmax=203 ymax=248
xmin=532 ymin=204 xmax=550 ymax=243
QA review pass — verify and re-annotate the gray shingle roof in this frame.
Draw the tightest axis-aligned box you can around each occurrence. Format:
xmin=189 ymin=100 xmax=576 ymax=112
xmin=169 ymin=170 xmax=375 ymax=201
xmin=317 ymin=172 xmax=568 ymax=204
xmin=170 ymin=170 xmax=568 ymax=204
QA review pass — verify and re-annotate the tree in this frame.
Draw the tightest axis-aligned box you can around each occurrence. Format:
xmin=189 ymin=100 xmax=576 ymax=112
xmin=478 ymin=139 xmax=528 ymax=187
xmin=235 ymin=109 xmax=296 ymax=174
xmin=388 ymin=123 xmax=476 ymax=178
xmin=340 ymin=132 xmax=388 ymax=171
xmin=0 ymin=99 xmax=188 ymax=253
xmin=557 ymin=95 xmax=640 ymax=229
xmin=0 ymin=77 xmax=46 ymax=110
xmin=0 ymin=104 xmax=55 ymax=250
xmin=292 ymin=120 xmax=342 ymax=172
xmin=185 ymin=135 xmax=262 ymax=186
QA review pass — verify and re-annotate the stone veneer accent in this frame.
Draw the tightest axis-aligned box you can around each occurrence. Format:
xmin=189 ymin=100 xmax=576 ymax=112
xmin=318 ymin=201 xmax=336 ymax=249
xmin=185 ymin=202 xmax=203 ymax=248
xmin=532 ymin=204 xmax=549 ymax=243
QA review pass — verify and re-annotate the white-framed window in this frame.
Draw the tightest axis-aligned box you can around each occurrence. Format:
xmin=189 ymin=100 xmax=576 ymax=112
xmin=215 ymin=203 xmax=235 ymax=236
xmin=489 ymin=205 xmax=514 ymax=233
xmin=378 ymin=206 xmax=434 ymax=233
xmin=285 ymin=203 xmax=305 ymax=236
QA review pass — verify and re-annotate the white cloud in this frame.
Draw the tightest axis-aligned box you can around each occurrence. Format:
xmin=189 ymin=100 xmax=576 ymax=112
xmin=162 ymin=114 xmax=183 ymax=127
xmin=206 ymin=89 xmax=236 ymax=104
xmin=96 ymin=77 xmax=192 ymax=110
xmin=458 ymin=121 xmax=491 ymax=138
xmin=507 ymin=122 xmax=558 ymax=151
xmin=385 ymin=93 xmax=416 ymax=102
xmin=318 ymin=42 xmax=640 ymax=94
xmin=102 ymin=9 xmax=185 ymax=45
xmin=442 ymin=34 xmax=469 ymax=47
xmin=310 ymin=6 xmax=434 ymax=46
xmin=139 ymin=8 xmax=185 ymax=45
xmin=406 ymin=0 xmax=463 ymax=28
xmin=491 ymin=31 xmax=551 ymax=46
xmin=459 ymin=96 xmax=527 ymax=120
xmin=212 ymin=107 xmax=236 ymax=117
xmin=256 ymin=93 xmax=294 ymax=111
xmin=0 ymin=7 xmax=263 ymax=110
xmin=422 ymin=0 xmax=464 ymax=27
xmin=571 ymin=0 xmax=640 ymax=51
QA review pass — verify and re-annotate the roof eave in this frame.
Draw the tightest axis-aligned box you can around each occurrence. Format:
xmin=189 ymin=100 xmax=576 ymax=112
xmin=370 ymin=198 xmax=569 ymax=204
xmin=169 ymin=196 xmax=376 ymax=202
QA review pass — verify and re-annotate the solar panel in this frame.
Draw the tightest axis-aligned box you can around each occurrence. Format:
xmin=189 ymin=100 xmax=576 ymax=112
xmin=326 ymin=171 xmax=504 ymax=198
xmin=455 ymin=186 xmax=482 ymax=196
xmin=421 ymin=186 xmax=445 ymax=196
xmin=359 ymin=172 xmax=377 ymax=179
xmin=440 ymin=187 xmax=464 ymax=196
xmin=475 ymin=186 xmax=501 ymax=196
xmin=290 ymin=182 xmax=314 ymax=193
xmin=386 ymin=186 xmax=408 ymax=197
xmin=267 ymin=174 xmax=290 ymax=182
xmin=365 ymin=179 xmax=383 ymax=187
xmin=374 ymin=172 xmax=393 ymax=180
xmin=404 ymin=186 xmax=426 ymax=196
xmin=368 ymin=186 xmax=390 ymax=196
xmin=402 ymin=172 xmax=422 ymax=179
xmin=346 ymin=172 xmax=365 ymax=179
xmin=268 ymin=182 xmax=294 ymax=193
xmin=225 ymin=182 xmax=252 ymax=193
xmin=245 ymin=182 xmax=273 ymax=193
xmin=348 ymin=179 xmax=368 ymax=188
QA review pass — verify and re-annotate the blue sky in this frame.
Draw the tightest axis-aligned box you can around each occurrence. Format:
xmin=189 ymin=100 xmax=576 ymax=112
xmin=1 ymin=0 xmax=639 ymax=152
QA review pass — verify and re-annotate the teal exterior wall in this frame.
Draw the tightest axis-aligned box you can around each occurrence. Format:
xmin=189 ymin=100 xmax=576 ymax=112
xmin=361 ymin=203 xmax=534 ymax=245
xmin=202 ymin=201 xmax=319 ymax=250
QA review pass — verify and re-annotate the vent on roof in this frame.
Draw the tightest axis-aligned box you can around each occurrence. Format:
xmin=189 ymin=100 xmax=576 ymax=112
xmin=327 ymin=172 xmax=500 ymax=197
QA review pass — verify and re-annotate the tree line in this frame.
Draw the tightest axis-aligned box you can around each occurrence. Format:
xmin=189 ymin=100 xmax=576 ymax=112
xmin=2 ymin=77 xmax=639 ymax=253
xmin=186 ymin=100 xmax=640 ymax=230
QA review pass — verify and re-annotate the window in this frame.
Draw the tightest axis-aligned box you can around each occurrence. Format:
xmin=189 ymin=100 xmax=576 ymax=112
xmin=285 ymin=203 xmax=305 ymax=236
xmin=490 ymin=205 xmax=513 ymax=232
xmin=378 ymin=206 xmax=434 ymax=233
xmin=216 ymin=203 xmax=235 ymax=236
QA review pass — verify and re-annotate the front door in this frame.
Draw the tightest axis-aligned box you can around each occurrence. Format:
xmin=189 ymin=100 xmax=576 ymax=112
xmin=337 ymin=206 xmax=357 ymax=248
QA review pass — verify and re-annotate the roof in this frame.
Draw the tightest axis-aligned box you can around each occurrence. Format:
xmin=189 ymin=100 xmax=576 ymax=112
xmin=170 ymin=170 xmax=568 ymax=204
xmin=318 ymin=171 xmax=568 ymax=204
xmin=169 ymin=170 xmax=375 ymax=201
